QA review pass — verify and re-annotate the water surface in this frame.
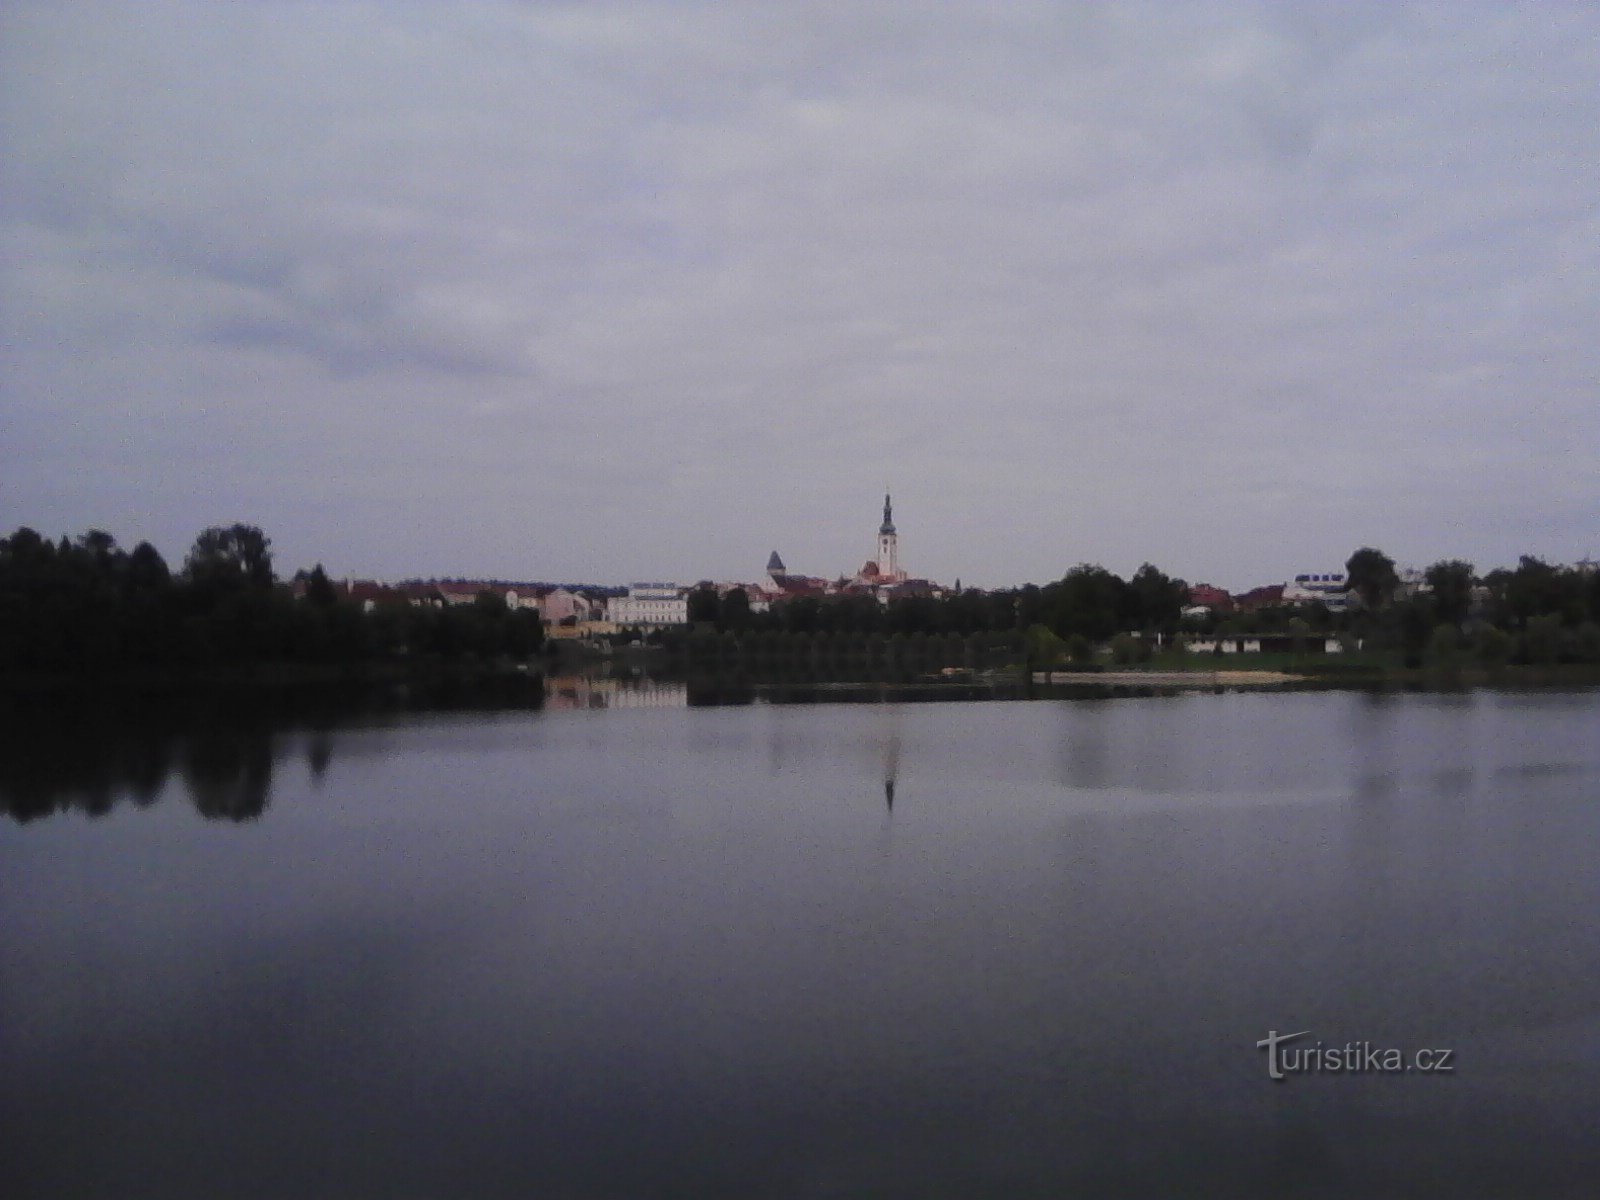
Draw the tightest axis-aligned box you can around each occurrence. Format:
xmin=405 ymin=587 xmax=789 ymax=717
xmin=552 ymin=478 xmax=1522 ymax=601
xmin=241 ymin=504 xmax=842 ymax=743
xmin=4 ymin=686 xmax=1598 ymax=1197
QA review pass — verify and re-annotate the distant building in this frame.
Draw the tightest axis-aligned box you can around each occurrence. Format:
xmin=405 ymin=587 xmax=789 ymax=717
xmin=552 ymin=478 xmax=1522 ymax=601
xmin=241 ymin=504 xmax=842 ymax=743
xmin=537 ymin=587 xmax=592 ymax=624
xmin=872 ymin=493 xmax=905 ymax=584
xmin=607 ymin=583 xmax=688 ymax=628
xmin=1186 ymin=583 xmax=1233 ymax=613
xmin=1396 ymin=567 xmax=1430 ymax=599
xmin=433 ymin=583 xmax=482 ymax=607
xmin=1234 ymin=584 xmax=1285 ymax=611
xmin=1283 ymin=573 xmax=1350 ymax=612
xmin=1184 ymin=634 xmax=1349 ymax=655
xmin=766 ymin=494 xmax=943 ymax=605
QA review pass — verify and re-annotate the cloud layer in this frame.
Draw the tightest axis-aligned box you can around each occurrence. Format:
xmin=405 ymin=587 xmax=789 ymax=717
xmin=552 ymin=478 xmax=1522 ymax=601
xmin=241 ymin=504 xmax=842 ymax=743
xmin=3 ymin=2 xmax=1596 ymax=588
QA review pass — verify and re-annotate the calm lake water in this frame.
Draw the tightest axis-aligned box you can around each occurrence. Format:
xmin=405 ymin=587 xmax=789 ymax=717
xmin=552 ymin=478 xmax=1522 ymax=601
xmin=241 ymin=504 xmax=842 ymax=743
xmin=4 ymin=682 xmax=1599 ymax=1197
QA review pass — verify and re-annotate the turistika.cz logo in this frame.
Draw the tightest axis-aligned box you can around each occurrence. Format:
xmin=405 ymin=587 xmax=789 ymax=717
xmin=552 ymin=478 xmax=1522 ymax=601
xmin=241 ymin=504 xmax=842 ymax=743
xmin=1256 ymin=1029 xmax=1455 ymax=1081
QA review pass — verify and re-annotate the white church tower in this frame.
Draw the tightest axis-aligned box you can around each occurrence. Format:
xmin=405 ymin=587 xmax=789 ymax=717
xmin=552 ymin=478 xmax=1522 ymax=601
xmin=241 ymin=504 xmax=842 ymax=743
xmin=877 ymin=493 xmax=900 ymax=582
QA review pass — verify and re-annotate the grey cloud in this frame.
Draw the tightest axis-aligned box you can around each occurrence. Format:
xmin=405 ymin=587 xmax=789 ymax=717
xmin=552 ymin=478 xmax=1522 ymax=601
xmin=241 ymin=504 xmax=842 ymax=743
xmin=2 ymin=1 xmax=1596 ymax=587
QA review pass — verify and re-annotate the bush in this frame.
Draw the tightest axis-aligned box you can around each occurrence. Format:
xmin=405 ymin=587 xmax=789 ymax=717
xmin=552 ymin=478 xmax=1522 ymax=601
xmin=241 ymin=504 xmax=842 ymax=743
xmin=1427 ymin=623 xmax=1460 ymax=667
xmin=1110 ymin=633 xmax=1151 ymax=664
xmin=1575 ymin=622 xmax=1600 ymax=664
xmin=1472 ymin=625 xmax=1511 ymax=666
xmin=1520 ymin=614 xmax=1562 ymax=665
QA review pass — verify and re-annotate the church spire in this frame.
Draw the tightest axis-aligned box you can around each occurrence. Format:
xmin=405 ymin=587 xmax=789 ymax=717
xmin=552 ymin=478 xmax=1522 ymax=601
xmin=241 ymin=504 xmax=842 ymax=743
xmin=876 ymin=492 xmax=900 ymax=583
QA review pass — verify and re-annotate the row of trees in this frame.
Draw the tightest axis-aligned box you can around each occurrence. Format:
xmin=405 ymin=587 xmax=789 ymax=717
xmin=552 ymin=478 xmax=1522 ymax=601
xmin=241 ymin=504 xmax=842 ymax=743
xmin=682 ymin=562 xmax=1191 ymax=642
xmin=678 ymin=547 xmax=1600 ymax=669
xmin=0 ymin=524 xmax=543 ymax=673
xmin=1341 ymin=547 xmax=1600 ymax=667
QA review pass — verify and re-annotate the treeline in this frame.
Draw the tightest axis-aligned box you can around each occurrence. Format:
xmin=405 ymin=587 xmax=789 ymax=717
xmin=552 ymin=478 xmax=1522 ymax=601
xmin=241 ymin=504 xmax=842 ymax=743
xmin=0 ymin=524 xmax=543 ymax=674
xmin=7 ymin=522 xmax=1597 ymax=677
xmin=683 ymin=563 xmax=1191 ymax=640
xmin=672 ymin=626 xmax=1025 ymax=679
xmin=1340 ymin=549 xmax=1600 ymax=668
xmin=675 ymin=548 xmax=1600 ymax=670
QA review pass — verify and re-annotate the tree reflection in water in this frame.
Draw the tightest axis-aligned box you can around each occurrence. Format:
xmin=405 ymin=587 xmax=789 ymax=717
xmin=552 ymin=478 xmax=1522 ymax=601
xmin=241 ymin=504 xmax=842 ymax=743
xmin=179 ymin=721 xmax=275 ymax=821
xmin=0 ymin=675 xmax=545 ymax=823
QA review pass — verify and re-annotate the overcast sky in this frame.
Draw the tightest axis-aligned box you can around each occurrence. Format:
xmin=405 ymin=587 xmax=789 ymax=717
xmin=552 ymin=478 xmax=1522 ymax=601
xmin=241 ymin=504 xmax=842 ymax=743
xmin=2 ymin=2 xmax=1596 ymax=591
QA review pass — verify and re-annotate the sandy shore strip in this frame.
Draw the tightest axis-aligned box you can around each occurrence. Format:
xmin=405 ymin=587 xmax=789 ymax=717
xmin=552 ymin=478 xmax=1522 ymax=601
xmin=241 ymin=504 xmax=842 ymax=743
xmin=1034 ymin=670 xmax=1307 ymax=686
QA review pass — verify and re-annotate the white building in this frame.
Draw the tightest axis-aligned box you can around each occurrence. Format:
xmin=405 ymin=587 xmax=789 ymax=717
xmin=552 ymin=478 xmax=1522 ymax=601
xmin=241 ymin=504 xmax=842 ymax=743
xmin=607 ymin=583 xmax=688 ymax=628
xmin=1283 ymin=573 xmax=1350 ymax=612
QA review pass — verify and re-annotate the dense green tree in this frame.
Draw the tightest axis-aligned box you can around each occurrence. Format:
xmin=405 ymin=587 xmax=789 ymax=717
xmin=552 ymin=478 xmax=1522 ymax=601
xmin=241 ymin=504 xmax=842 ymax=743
xmin=781 ymin=595 xmax=821 ymax=634
xmin=1287 ymin=616 xmax=1311 ymax=655
xmin=1427 ymin=623 xmax=1461 ymax=667
xmin=1574 ymin=622 xmax=1600 ymax=664
xmin=1345 ymin=547 xmax=1397 ymax=612
xmin=1110 ymin=632 xmax=1152 ymax=664
xmin=1424 ymin=560 xmax=1475 ymax=626
xmin=1015 ymin=584 xmax=1043 ymax=630
xmin=1129 ymin=563 xmax=1188 ymax=631
xmin=687 ymin=584 xmax=719 ymax=625
xmin=1521 ymin=613 xmax=1563 ymax=664
xmin=126 ymin=541 xmax=171 ymax=592
xmin=719 ymin=586 xmax=751 ymax=631
xmin=305 ymin=564 xmax=338 ymax=608
xmin=1506 ymin=556 xmax=1587 ymax=627
xmin=1044 ymin=564 xmax=1129 ymax=642
xmin=1472 ymin=625 xmax=1512 ymax=666
xmin=185 ymin=524 xmax=274 ymax=591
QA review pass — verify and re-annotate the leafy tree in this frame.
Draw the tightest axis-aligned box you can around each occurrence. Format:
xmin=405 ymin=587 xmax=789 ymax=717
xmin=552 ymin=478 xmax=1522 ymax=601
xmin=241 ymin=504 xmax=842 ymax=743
xmin=1504 ymin=556 xmax=1587 ymax=627
xmin=1427 ymin=623 xmax=1460 ymax=667
xmin=687 ymin=584 xmax=719 ymax=625
xmin=1044 ymin=564 xmax=1129 ymax=642
xmin=1521 ymin=613 xmax=1563 ymax=664
xmin=126 ymin=542 xmax=171 ymax=592
xmin=305 ymin=564 xmax=338 ymax=607
xmin=719 ymin=586 xmax=751 ymax=631
xmin=473 ymin=588 xmax=509 ymax=616
xmin=1397 ymin=597 xmax=1432 ymax=667
xmin=1128 ymin=563 xmax=1187 ymax=632
xmin=1110 ymin=633 xmax=1151 ymax=664
xmin=781 ymin=595 xmax=821 ymax=634
xmin=1345 ymin=547 xmax=1397 ymax=612
xmin=1015 ymin=584 xmax=1043 ymax=630
xmin=77 ymin=529 xmax=120 ymax=567
xmin=1287 ymin=616 xmax=1311 ymax=656
xmin=1465 ymin=630 xmax=1504 ymax=668
xmin=1574 ymin=622 xmax=1600 ymax=664
xmin=0 ymin=526 xmax=55 ymax=570
xmin=185 ymin=524 xmax=274 ymax=591
xmin=1424 ymin=560 xmax=1475 ymax=626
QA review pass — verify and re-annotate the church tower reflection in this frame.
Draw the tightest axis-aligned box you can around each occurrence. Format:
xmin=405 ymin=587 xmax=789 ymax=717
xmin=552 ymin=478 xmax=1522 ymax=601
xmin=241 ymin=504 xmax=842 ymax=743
xmin=882 ymin=705 xmax=902 ymax=812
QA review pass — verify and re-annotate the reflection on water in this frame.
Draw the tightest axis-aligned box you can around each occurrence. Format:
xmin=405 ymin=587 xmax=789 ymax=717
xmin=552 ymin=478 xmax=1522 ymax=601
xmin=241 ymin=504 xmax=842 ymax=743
xmin=3 ymin=682 xmax=1599 ymax=1197
xmin=0 ymin=675 xmax=546 ymax=823
xmin=883 ymin=704 xmax=902 ymax=811
xmin=544 ymin=674 xmax=690 ymax=710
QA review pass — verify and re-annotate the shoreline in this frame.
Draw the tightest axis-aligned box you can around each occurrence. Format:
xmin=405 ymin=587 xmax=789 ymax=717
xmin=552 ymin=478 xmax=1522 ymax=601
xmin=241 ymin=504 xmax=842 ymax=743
xmin=1035 ymin=669 xmax=1307 ymax=686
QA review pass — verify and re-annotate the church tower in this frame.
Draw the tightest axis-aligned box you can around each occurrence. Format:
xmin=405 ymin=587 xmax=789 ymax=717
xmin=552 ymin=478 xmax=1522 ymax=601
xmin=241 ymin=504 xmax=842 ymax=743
xmin=877 ymin=493 xmax=899 ymax=582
